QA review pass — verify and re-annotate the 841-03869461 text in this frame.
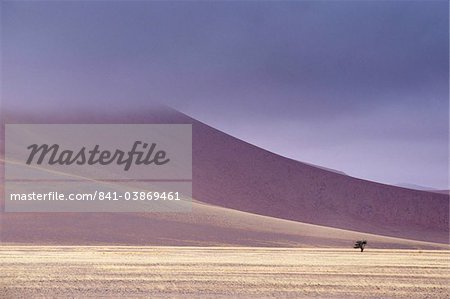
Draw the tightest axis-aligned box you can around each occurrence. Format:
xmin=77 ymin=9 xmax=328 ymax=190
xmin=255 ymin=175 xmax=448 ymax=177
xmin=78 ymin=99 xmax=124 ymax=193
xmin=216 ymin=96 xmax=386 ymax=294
xmin=9 ymin=191 xmax=181 ymax=201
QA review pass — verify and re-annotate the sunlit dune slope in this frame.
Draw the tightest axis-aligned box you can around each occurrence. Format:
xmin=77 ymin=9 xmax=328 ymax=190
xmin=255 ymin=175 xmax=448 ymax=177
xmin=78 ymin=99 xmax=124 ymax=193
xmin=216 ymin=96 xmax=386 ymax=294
xmin=1 ymin=107 xmax=448 ymax=246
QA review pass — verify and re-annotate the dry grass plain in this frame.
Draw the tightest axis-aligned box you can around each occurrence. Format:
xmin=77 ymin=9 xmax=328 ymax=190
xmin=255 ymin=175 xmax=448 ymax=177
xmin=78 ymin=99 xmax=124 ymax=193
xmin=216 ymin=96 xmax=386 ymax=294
xmin=0 ymin=246 xmax=449 ymax=298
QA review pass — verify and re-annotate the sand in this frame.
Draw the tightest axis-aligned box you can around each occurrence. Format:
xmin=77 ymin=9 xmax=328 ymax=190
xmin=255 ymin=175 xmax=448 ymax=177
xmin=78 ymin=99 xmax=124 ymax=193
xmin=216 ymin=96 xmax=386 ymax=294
xmin=1 ymin=246 xmax=449 ymax=298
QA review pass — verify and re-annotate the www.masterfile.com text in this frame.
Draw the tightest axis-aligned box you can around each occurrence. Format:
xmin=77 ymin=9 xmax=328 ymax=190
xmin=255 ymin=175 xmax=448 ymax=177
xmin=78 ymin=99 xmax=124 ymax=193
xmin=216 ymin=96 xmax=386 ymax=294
xmin=9 ymin=191 xmax=181 ymax=201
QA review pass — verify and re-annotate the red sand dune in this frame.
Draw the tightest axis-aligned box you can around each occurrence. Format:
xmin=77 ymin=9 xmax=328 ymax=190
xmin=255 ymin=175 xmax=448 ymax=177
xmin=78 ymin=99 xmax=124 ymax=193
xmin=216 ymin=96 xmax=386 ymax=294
xmin=0 ymin=107 xmax=448 ymax=247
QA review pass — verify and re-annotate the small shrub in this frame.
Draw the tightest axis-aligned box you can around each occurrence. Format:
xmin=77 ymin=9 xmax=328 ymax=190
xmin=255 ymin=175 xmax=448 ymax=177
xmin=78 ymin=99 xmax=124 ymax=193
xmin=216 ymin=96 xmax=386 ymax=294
xmin=354 ymin=240 xmax=367 ymax=252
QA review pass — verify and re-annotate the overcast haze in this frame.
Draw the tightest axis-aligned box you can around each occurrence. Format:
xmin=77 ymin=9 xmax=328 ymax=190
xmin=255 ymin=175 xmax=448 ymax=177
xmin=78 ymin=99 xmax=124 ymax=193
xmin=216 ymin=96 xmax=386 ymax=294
xmin=1 ymin=1 xmax=448 ymax=189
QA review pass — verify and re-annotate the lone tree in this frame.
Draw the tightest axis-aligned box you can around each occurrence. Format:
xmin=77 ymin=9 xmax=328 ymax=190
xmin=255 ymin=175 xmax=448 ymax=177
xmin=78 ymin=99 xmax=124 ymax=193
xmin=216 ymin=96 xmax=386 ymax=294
xmin=354 ymin=240 xmax=367 ymax=252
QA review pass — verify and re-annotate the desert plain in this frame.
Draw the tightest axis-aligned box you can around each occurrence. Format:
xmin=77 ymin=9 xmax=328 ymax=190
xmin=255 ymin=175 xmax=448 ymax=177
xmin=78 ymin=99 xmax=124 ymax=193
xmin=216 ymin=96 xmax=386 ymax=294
xmin=1 ymin=246 xmax=449 ymax=298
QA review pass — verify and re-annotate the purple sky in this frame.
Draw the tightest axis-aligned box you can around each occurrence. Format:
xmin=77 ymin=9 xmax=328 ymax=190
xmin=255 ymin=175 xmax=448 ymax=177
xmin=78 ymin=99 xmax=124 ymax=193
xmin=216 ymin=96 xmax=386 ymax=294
xmin=2 ymin=1 xmax=448 ymax=189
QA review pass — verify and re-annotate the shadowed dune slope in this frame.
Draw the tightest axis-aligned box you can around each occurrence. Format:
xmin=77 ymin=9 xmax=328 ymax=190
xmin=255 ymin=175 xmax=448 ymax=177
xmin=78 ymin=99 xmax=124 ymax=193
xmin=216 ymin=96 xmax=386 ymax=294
xmin=1 ymin=107 xmax=448 ymax=245
xmin=1 ymin=198 xmax=448 ymax=249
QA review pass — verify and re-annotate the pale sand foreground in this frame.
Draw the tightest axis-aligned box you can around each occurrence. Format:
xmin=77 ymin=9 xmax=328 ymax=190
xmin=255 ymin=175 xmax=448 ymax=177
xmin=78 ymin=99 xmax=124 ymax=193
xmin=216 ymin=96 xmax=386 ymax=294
xmin=0 ymin=246 xmax=449 ymax=298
